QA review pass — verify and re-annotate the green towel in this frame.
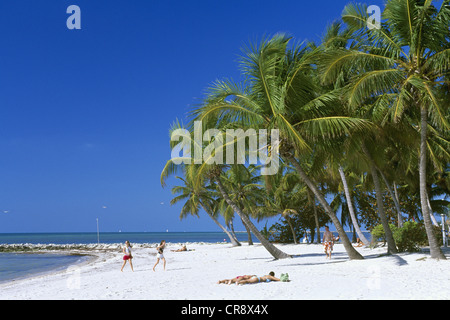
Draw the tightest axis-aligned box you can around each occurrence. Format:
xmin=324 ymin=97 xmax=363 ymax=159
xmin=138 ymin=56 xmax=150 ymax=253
xmin=280 ymin=273 xmax=289 ymax=282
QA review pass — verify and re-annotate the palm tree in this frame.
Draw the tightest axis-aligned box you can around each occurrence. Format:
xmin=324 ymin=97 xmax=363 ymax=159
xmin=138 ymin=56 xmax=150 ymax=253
xmin=218 ymin=165 xmax=266 ymax=245
xmin=321 ymin=0 xmax=449 ymax=259
xmin=162 ymin=120 xmax=291 ymax=259
xmin=192 ymin=34 xmax=366 ymax=259
xmin=161 ymin=121 xmax=241 ymax=246
xmin=210 ymin=166 xmax=292 ymax=259
xmin=169 ymin=166 xmax=241 ymax=246
xmin=338 ymin=165 xmax=370 ymax=245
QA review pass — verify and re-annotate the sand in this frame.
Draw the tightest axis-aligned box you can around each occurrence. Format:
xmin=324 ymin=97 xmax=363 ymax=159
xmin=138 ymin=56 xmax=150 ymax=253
xmin=1 ymin=242 xmax=449 ymax=300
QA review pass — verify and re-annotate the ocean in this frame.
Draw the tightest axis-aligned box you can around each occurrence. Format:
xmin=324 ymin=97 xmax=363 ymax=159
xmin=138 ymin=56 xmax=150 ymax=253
xmin=0 ymin=231 xmax=371 ymax=283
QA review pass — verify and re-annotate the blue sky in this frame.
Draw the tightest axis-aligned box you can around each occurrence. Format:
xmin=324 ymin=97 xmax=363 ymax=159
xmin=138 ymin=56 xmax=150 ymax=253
xmin=0 ymin=0 xmax=385 ymax=233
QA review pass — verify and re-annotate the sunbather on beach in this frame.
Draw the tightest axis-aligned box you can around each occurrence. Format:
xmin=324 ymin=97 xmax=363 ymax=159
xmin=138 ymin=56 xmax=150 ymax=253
xmin=235 ymin=272 xmax=280 ymax=285
xmin=217 ymin=275 xmax=255 ymax=285
xmin=171 ymin=245 xmax=187 ymax=252
xmin=353 ymin=238 xmax=364 ymax=247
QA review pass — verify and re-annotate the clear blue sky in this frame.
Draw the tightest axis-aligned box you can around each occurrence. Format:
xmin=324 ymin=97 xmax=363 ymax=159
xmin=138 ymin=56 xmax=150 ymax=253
xmin=0 ymin=0 xmax=384 ymax=233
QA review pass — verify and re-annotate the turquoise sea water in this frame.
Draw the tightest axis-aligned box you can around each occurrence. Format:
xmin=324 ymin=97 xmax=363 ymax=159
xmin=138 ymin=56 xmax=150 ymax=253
xmin=0 ymin=231 xmax=371 ymax=283
xmin=0 ymin=252 xmax=88 ymax=284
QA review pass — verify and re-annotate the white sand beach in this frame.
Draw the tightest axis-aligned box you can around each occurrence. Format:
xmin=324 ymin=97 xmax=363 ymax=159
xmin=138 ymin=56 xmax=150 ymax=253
xmin=1 ymin=242 xmax=449 ymax=300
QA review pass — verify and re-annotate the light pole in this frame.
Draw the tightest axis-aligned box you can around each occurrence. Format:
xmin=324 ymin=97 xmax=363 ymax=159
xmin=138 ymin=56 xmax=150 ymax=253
xmin=441 ymin=214 xmax=447 ymax=247
xmin=96 ymin=218 xmax=100 ymax=245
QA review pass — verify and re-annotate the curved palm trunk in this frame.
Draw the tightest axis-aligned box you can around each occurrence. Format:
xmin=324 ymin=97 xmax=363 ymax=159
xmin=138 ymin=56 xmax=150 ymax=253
xmin=393 ymin=182 xmax=404 ymax=228
xmin=285 ymin=215 xmax=298 ymax=244
xmin=240 ymin=216 xmax=254 ymax=245
xmin=419 ymin=106 xmax=446 ymax=260
xmin=377 ymin=169 xmax=404 ymax=228
xmin=199 ymin=202 xmax=241 ymax=247
xmin=310 ymin=192 xmax=321 ymax=243
xmin=285 ymin=154 xmax=363 ymax=260
xmin=338 ymin=166 xmax=370 ymax=246
xmin=362 ymin=144 xmax=398 ymax=254
xmin=214 ymin=176 xmax=291 ymax=259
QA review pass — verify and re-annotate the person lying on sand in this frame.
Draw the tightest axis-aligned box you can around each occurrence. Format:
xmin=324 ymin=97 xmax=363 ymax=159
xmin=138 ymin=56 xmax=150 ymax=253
xmin=353 ymin=238 xmax=364 ymax=247
xmin=217 ymin=275 xmax=255 ymax=285
xmin=171 ymin=245 xmax=187 ymax=252
xmin=235 ymin=272 xmax=280 ymax=285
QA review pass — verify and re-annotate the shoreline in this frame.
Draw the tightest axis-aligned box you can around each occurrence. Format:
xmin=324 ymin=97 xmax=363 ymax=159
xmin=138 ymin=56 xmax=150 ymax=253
xmin=0 ymin=250 xmax=98 ymax=285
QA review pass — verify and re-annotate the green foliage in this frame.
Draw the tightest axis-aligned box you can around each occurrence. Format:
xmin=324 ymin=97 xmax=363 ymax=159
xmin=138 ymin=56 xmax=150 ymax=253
xmin=260 ymin=222 xmax=277 ymax=242
xmin=268 ymin=206 xmax=330 ymax=243
xmin=371 ymin=221 xmax=442 ymax=252
xmin=371 ymin=223 xmax=397 ymax=243
xmin=393 ymin=222 xmax=427 ymax=252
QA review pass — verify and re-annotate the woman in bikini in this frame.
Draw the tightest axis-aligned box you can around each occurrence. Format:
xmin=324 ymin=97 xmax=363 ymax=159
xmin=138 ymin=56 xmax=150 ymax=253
xmin=217 ymin=275 xmax=255 ymax=285
xmin=235 ymin=272 xmax=280 ymax=285
xmin=153 ymin=240 xmax=166 ymax=271
xmin=120 ymin=240 xmax=134 ymax=272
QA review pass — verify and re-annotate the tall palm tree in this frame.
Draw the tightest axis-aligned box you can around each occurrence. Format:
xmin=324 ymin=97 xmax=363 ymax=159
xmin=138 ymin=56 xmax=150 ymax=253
xmin=192 ymin=34 xmax=366 ymax=259
xmin=320 ymin=0 xmax=449 ymax=259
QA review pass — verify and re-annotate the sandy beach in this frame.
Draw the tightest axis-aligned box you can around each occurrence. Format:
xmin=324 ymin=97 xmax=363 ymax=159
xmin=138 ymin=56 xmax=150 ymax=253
xmin=1 ymin=242 xmax=449 ymax=300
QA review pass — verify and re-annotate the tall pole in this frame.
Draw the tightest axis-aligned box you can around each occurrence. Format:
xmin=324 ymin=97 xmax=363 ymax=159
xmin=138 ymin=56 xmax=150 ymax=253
xmin=441 ymin=214 xmax=447 ymax=248
xmin=97 ymin=218 xmax=100 ymax=245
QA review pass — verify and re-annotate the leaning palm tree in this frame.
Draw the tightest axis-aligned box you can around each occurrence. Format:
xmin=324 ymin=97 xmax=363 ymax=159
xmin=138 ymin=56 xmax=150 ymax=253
xmin=162 ymin=122 xmax=291 ymax=259
xmin=320 ymin=0 xmax=449 ymax=259
xmin=210 ymin=165 xmax=292 ymax=259
xmin=170 ymin=166 xmax=241 ymax=247
xmin=192 ymin=34 xmax=367 ymax=259
xmin=161 ymin=121 xmax=241 ymax=246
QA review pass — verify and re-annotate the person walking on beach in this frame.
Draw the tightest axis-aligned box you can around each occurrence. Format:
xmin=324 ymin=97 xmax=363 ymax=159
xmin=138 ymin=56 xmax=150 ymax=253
xmin=153 ymin=240 xmax=166 ymax=271
xmin=121 ymin=240 xmax=134 ymax=272
xmin=322 ymin=226 xmax=334 ymax=259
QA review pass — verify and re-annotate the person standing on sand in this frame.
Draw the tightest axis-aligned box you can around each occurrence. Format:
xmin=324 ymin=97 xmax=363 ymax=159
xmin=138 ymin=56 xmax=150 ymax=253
xmin=121 ymin=240 xmax=134 ymax=272
xmin=153 ymin=240 xmax=166 ymax=271
xmin=322 ymin=226 xmax=334 ymax=259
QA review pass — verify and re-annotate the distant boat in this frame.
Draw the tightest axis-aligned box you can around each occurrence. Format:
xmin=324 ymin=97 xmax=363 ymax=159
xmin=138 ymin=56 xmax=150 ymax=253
xmin=166 ymin=229 xmax=169 ymax=232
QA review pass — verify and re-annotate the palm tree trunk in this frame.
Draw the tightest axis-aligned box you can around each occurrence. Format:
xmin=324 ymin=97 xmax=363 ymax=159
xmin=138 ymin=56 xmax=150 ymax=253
xmin=214 ymin=176 xmax=291 ymax=259
xmin=285 ymin=215 xmax=298 ymax=244
xmin=377 ymin=169 xmax=404 ymax=228
xmin=200 ymin=202 xmax=241 ymax=247
xmin=309 ymin=191 xmax=321 ymax=243
xmin=361 ymin=143 xmax=398 ymax=254
xmin=393 ymin=182 xmax=403 ymax=228
xmin=240 ymin=216 xmax=254 ymax=245
xmin=338 ymin=166 xmax=370 ymax=246
xmin=229 ymin=219 xmax=238 ymax=241
xmin=419 ymin=106 xmax=446 ymax=259
xmin=426 ymin=194 xmax=439 ymax=226
xmin=285 ymin=154 xmax=363 ymax=260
